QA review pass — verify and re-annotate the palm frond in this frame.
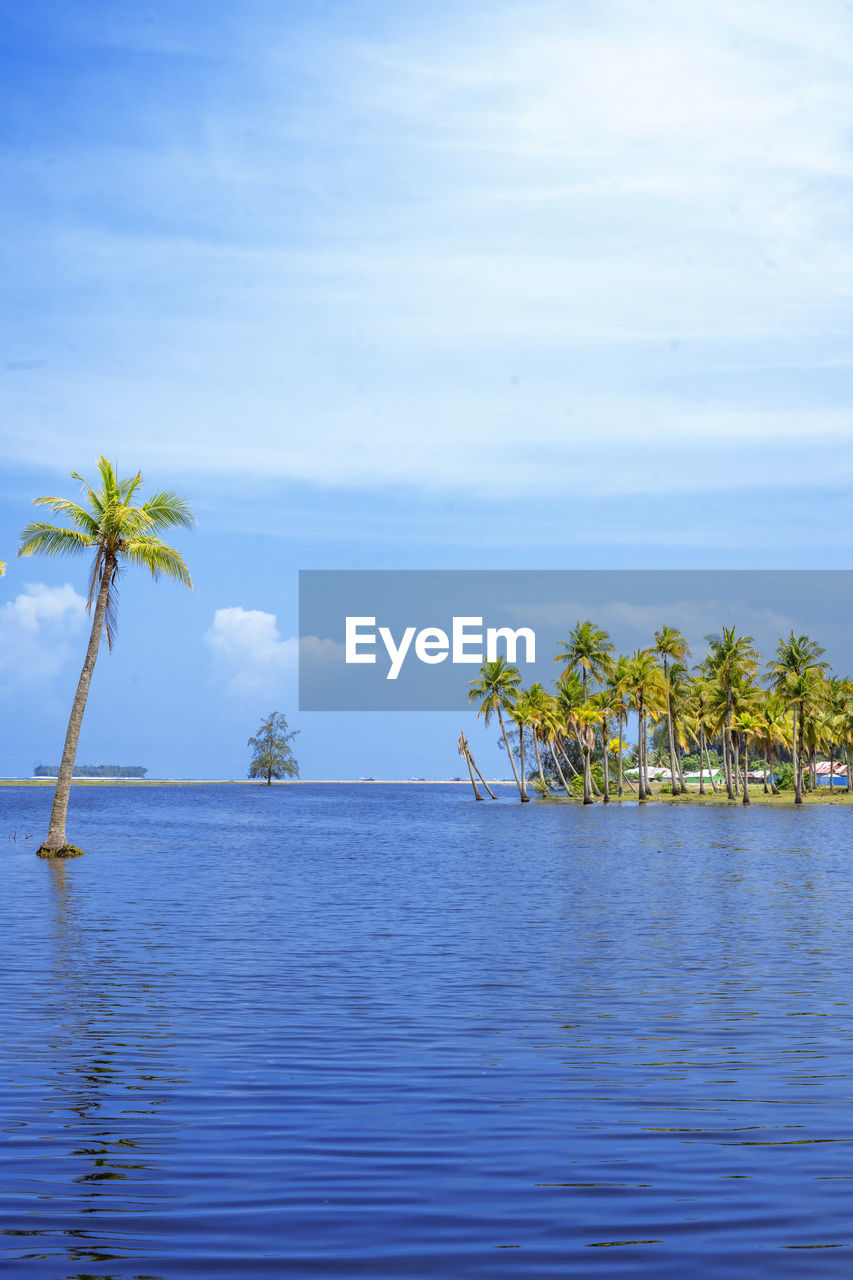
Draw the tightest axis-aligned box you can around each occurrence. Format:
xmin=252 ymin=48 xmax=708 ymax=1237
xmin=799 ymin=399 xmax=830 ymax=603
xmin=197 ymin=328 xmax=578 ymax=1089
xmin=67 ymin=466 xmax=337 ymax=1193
xmin=31 ymin=496 xmax=99 ymax=534
xmin=18 ymin=522 xmax=94 ymax=558
xmin=141 ymin=490 xmax=196 ymax=531
xmin=121 ymin=536 xmax=193 ymax=588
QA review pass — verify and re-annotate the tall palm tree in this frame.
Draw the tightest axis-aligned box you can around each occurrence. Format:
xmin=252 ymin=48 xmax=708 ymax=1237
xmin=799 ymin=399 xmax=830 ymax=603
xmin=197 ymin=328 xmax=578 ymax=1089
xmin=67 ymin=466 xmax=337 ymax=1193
xmin=18 ymin=457 xmax=194 ymax=857
xmin=555 ymin=621 xmax=613 ymax=804
xmin=767 ymin=633 xmax=828 ymax=805
xmin=733 ymin=710 xmax=763 ymax=806
xmin=468 ymin=657 xmax=525 ymax=801
xmin=624 ymin=649 xmax=664 ymax=800
xmin=654 ymin=626 xmax=691 ymax=793
xmin=703 ymin=627 xmax=760 ymax=800
xmin=524 ymin=682 xmax=555 ymax=794
xmin=509 ymin=690 xmax=533 ymax=803
xmin=687 ymin=677 xmax=719 ymax=794
xmin=756 ymin=692 xmax=791 ymax=796
xmin=573 ymin=701 xmax=600 ymax=804
xmin=606 ymin=656 xmax=631 ymax=796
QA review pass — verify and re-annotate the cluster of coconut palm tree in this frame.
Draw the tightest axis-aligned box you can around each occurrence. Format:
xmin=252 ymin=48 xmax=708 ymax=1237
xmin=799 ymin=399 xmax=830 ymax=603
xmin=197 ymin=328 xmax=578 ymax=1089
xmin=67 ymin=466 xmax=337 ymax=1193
xmin=467 ymin=621 xmax=853 ymax=807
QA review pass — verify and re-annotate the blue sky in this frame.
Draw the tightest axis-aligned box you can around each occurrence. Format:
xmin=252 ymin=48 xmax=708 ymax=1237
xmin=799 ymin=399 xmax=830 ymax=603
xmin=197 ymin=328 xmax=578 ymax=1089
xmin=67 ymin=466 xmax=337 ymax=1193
xmin=2 ymin=1 xmax=853 ymax=778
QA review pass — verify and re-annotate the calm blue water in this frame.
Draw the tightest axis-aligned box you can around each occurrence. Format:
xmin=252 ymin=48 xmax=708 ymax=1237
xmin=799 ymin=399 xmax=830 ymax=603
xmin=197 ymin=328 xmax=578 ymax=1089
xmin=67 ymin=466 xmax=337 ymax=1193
xmin=1 ymin=784 xmax=852 ymax=1279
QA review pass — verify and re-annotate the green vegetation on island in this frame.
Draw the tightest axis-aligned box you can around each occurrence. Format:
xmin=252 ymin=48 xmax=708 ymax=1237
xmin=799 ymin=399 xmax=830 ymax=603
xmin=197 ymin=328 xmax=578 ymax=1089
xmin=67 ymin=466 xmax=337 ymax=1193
xmin=468 ymin=621 xmax=852 ymax=807
xmin=18 ymin=457 xmax=194 ymax=857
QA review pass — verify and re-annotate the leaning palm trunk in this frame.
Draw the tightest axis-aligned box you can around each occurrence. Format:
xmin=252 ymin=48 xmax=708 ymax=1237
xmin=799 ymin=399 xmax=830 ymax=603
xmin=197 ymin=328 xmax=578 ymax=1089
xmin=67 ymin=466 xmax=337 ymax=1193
xmin=39 ymin=560 xmax=113 ymax=856
xmin=556 ymin=738 xmax=579 ymax=776
xmin=551 ymin=744 xmax=572 ymax=796
xmin=468 ymin=750 xmax=497 ymax=800
xmin=698 ymin=727 xmax=706 ymax=795
xmin=704 ymin=739 xmax=718 ymax=793
xmin=742 ymin=739 xmax=750 ymax=806
xmin=458 ymin=732 xmax=482 ymax=800
xmin=497 ymin=708 xmax=524 ymax=801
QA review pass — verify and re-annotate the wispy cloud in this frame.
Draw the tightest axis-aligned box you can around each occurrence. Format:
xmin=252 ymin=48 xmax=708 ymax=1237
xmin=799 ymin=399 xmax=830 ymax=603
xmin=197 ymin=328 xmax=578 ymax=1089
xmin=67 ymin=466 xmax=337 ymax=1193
xmin=3 ymin=1 xmax=852 ymax=501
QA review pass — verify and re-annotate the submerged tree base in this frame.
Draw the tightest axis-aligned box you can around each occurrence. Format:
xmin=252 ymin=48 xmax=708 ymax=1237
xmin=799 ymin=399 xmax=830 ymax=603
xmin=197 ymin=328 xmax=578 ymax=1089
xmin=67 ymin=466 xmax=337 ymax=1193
xmin=36 ymin=843 xmax=86 ymax=859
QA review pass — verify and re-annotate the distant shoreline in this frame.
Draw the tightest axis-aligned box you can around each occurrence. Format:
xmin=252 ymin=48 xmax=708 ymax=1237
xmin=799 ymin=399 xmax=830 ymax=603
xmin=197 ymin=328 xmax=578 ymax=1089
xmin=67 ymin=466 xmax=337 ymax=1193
xmin=0 ymin=778 xmax=518 ymax=787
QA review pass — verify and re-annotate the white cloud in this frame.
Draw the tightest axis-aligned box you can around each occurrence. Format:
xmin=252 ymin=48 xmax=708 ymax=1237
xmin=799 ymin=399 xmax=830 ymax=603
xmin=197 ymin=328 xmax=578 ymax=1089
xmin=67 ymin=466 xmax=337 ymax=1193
xmin=0 ymin=584 xmax=88 ymax=689
xmin=205 ymin=606 xmax=298 ymax=695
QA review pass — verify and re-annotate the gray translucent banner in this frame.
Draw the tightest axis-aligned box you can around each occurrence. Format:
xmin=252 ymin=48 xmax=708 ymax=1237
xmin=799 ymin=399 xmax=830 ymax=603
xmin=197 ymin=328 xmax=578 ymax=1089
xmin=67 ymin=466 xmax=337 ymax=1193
xmin=299 ymin=570 xmax=853 ymax=711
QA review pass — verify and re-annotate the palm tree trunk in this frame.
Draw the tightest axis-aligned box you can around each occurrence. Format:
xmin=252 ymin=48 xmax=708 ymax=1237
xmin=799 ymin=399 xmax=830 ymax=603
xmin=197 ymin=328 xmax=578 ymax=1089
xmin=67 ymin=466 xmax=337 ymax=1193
xmin=704 ymin=737 xmax=718 ymax=792
xmin=601 ymin=717 xmax=610 ymax=803
xmin=829 ymin=746 xmax=835 ymax=794
xmin=497 ymin=708 xmax=524 ymax=801
xmin=795 ymin=714 xmax=804 ymax=805
xmin=38 ymin=559 xmax=113 ymax=856
xmin=663 ymin=657 xmax=679 ymax=793
xmin=618 ymin=711 xmax=624 ymax=796
xmin=725 ymin=683 xmax=735 ymax=799
xmin=551 ymin=744 xmax=572 ymax=796
xmin=742 ymin=739 xmax=750 ymax=805
xmin=793 ymin=704 xmax=802 ymax=804
xmin=468 ymin=751 xmax=497 ymax=799
xmin=518 ymin=723 xmax=530 ymax=803
xmin=533 ymin=734 xmax=549 ymax=793
xmin=674 ymin=732 xmax=686 ymax=792
xmin=557 ymin=739 xmax=579 ymax=777
xmin=847 ymin=745 xmax=852 ymax=794
xmin=637 ymin=698 xmax=646 ymax=800
xmin=698 ymin=727 xmax=706 ymax=795
xmin=461 ymin=737 xmax=482 ymax=800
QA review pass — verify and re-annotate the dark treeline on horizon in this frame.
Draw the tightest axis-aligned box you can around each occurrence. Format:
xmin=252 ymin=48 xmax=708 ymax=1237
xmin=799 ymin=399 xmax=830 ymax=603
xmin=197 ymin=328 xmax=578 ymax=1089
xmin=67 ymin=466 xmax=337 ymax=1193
xmin=33 ymin=764 xmax=148 ymax=779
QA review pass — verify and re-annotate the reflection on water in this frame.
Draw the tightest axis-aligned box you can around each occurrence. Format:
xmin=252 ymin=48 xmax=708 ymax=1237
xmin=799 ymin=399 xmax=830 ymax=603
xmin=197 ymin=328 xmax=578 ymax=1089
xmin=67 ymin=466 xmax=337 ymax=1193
xmin=1 ymin=784 xmax=853 ymax=1277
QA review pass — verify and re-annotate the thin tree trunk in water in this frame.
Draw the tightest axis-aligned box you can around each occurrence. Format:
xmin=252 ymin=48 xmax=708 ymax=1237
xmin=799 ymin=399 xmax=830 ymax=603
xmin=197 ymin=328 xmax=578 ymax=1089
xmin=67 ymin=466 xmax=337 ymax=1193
xmin=460 ymin=734 xmax=482 ymax=800
xmin=795 ymin=715 xmax=805 ymax=805
xmin=725 ymin=683 xmax=734 ymax=799
xmin=557 ymin=739 xmax=579 ymax=776
xmin=742 ymin=739 xmax=750 ymax=805
xmin=734 ymin=740 xmax=740 ymax=796
xmin=699 ymin=727 xmax=706 ymax=795
xmin=847 ymin=745 xmax=852 ymax=794
xmin=518 ymin=723 xmax=530 ymax=803
xmin=497 ymin=708 xmax=524 ymax=801
xmin=663 ymin=657 xmax=680 ymax=793
xmin=551 ymin=744 xmax=572 ymax=796
xmin=618 ymin=711 xmax=624 ymax=796
xmin=704 ymin=738 xmax=718 ymax=792
xmin=769 ymin=755 xmax=779 ymax=795
xmin=811 ymin=749 xmax=817 ymax=791
xmin=602 ymin=717 xmax=610 ymax=804
xmin=533 ymin=734 xmax=548 ymax=793
xmin=793 ymin=704 xmax=802 ymax=804
xmin=468 ymin=751 xmax=497 ymax=799
xmin=39 ymin=559 xmax=113 ymax=855
xmin=638 ymin=698 xmax=646 ymax=800
xmin=829 ymin=746 xmax=835 ymax=794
